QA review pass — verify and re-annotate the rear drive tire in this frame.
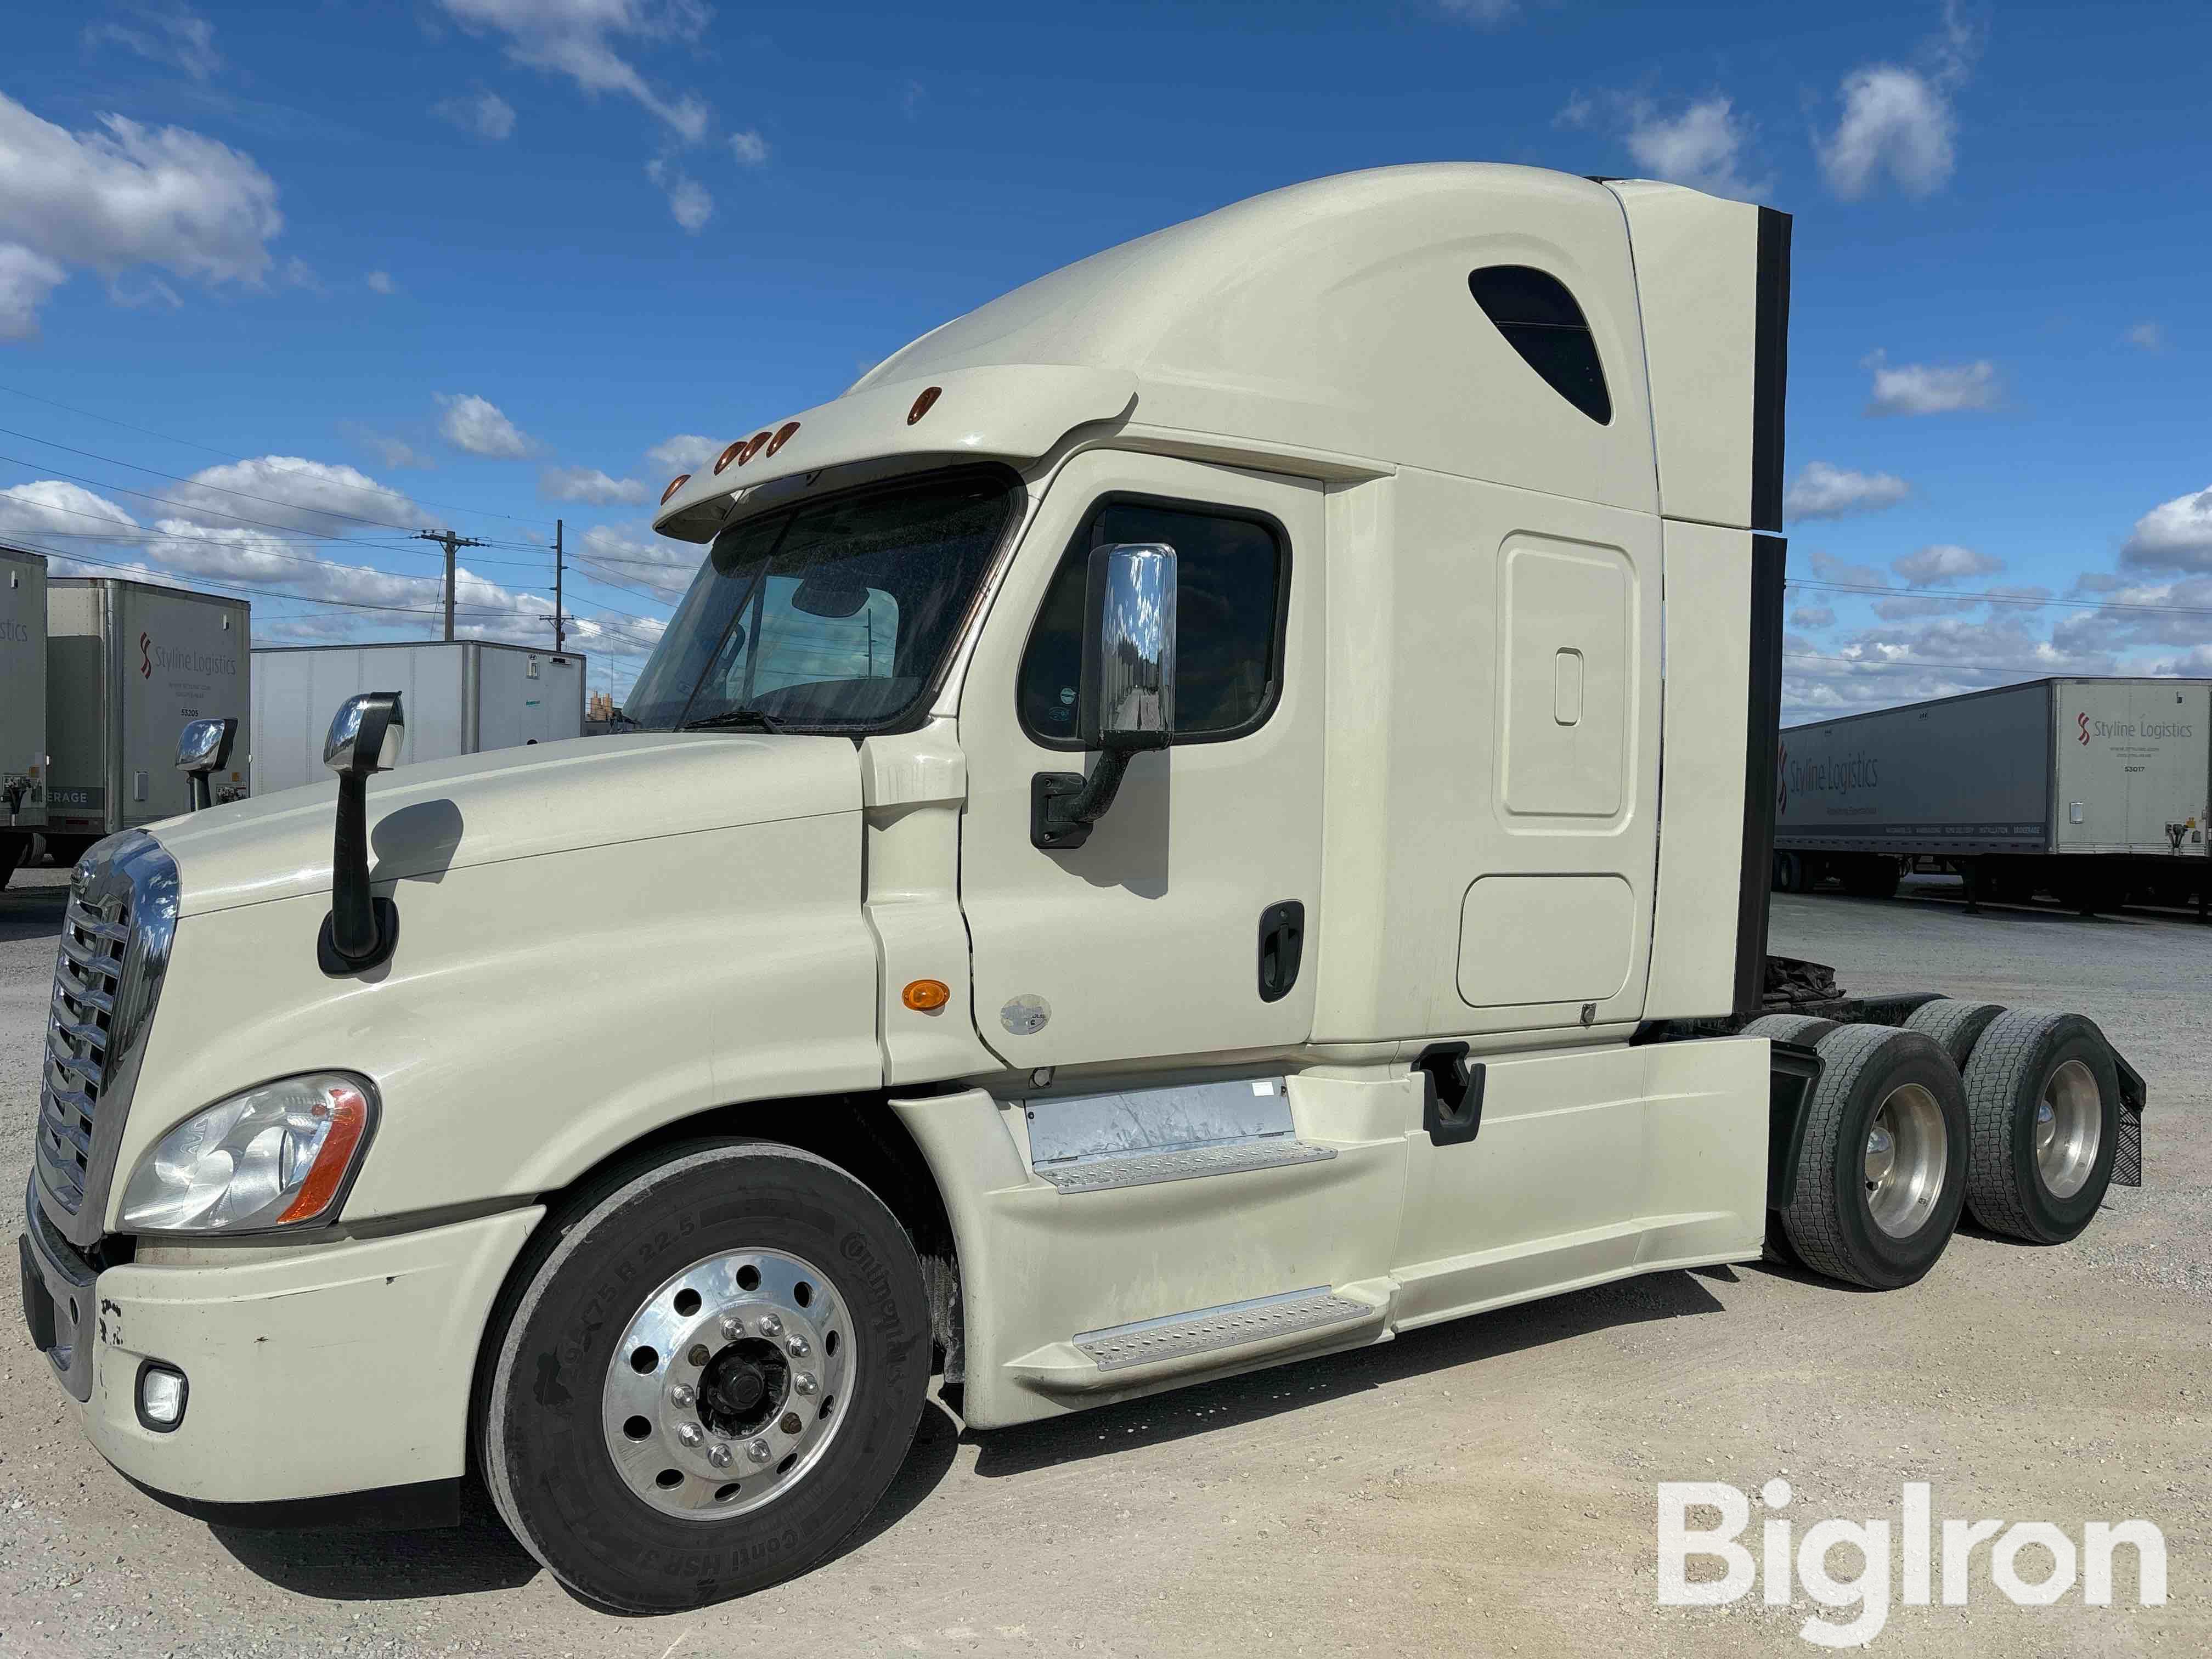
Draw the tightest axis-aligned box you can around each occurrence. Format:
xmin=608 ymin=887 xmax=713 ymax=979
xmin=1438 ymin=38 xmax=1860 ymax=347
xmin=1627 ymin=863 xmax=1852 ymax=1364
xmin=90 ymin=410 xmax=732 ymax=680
xmin=1960 ymin=1011 xmax=2121 ymax=1244
xmin=1742 ymin=1013 xmax=1839 ymax=1046
xmin=1781 ymin=1025 xmax=1967 ymax=1289
xmin=1903 ymin=999 xmax=2006 ymax=1070
xmin=479 ymin=1142 xmax=930 ymax=1613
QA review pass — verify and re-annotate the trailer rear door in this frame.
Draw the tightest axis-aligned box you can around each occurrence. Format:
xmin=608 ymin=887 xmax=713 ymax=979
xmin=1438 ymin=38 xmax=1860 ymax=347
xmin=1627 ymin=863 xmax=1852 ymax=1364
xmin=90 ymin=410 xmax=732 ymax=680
xmin=2053 ymin=680 xmax=2211 ymax=855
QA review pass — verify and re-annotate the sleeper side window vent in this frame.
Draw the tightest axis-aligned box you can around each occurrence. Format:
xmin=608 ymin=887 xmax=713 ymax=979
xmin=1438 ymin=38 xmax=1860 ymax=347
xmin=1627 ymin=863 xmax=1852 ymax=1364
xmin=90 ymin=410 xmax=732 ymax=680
xmin=1467 ymin=264 xmax=1612 ymax=426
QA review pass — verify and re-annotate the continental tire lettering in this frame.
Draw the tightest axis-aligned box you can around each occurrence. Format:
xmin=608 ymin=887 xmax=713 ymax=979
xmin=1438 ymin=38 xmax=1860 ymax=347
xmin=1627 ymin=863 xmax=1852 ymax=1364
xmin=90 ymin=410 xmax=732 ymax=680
xmin=840 ymin=1230 xmax=906 ymax=1343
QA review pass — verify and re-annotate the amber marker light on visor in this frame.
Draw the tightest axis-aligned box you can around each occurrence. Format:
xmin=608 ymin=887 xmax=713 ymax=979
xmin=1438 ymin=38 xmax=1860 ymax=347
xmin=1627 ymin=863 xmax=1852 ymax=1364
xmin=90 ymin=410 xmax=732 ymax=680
xmin=660 ymin=473 xmax=692 ymax=504
xmin=907 ymin=386 xmax=941 ymax=425
xmin=712 ymin=439 xmax=746 ymax=475
xmin=765 ymin=419 xmax=800 ymax=457
xmin=902 ymin=979 xmax=951 ymax=1012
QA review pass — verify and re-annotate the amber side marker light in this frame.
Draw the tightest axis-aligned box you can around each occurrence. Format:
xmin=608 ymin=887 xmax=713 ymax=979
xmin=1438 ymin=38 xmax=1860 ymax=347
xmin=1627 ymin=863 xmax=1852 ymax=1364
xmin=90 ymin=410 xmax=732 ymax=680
xmin=660 ymin=473 xmax=691 ymax=505
xmin=737 ymin=428 xmax=774 ymax=465
xmin=765 ymin=419 xmax=800 ymax=457
xmin=712 ymin=440 xmax=745 ymax=475
xmin=276 ymin=1080 xmax=373 ymax=1224
xmin=902 ymin=979 xmax=951 ymax=1012
xmin=907 ymin=386 xmax=941 ymax=425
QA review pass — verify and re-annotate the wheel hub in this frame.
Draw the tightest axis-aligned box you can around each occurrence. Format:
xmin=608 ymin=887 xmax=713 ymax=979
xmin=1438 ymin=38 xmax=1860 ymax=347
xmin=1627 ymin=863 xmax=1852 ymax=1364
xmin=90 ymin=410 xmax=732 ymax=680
xmin=2036 ymin=1059 xmax=2102 ymax=1199
xmin=601 ymin=1248 xmax=850 ymax=1522
xmin=1862 ymin=1083 xmax=1946 ymax=1239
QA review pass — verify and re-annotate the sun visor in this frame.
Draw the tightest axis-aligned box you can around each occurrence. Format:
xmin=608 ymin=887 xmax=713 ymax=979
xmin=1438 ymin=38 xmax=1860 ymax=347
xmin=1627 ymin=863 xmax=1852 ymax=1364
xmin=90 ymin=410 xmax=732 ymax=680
xmin=652 ymin=365 xmax=1137 ymax=543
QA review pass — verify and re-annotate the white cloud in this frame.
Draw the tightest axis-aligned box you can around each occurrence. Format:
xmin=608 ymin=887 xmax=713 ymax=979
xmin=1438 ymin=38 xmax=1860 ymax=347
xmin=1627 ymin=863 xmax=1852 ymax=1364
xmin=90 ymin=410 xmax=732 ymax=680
xmin=1556 ymin=90 xmax=1763 ymax=200
xmin=729 ymin=128 xmax=768 ymax=166
xmin=366 ymin=269 xmax=395 ymax=295
xmin=2119 ymin=486 xmax=2212 ymax=574
xmin=0 ymin=92 xmax=283 ymax=336
xmin=1893 ymin=543 xmax=2002 ymax=585
xmin=437 ymin=0 xmax=711 ymax=142
xmin=1863 ymin=351 xmax=2000 ymax=416
xmin=646 ymin=159 xmax=711 ymax=232
xmin=1818 ymin=67 xmax=1955 ymax=200
xmin=1784 ymin=461 xmax=1911 ymax=521
xmin=1626 ymin=96 xmax=1761 ymax=200
xmin=83 ymin=5 xmax=222 ymax=83
xmin=166 ymin=455 xmax=421 ymax=533
xmin=1807 ymin=549 xmax=1889 ymax=590
xmin=0 ymin=243 xmax=67 ymax=340
xmin=1437 ymin=0 xmax=1518 ymax=22
xmin=573 ymin=523 xmax=697 ymax=602
xmin=1816 ymin=2 xmax=1980 ymax=202
xmin=645 ymin=433 xmax=718 ymax=472
xmin=436 ymin=392 xmax=534 ymax=459
xmin=433 ymin=88 xmax=517 ymax=141
xmin=1790 ymin=603 xmax=1835 ymax=629
xmin=0 ymin=478 xmax=140 ymax=541
xmin=2124 ymin=321 xmax=2166 ymax=352
xmin=541 ymin=466 xmax=650 ymax=505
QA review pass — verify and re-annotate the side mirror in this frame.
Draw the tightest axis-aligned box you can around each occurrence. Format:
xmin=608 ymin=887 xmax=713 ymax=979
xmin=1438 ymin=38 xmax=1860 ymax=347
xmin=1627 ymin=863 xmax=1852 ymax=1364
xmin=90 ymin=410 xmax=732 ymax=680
xmin=320 ymin=692 xmax=405 ymax=975
xmin=176 ymin=716 xmax=238 ymax=812
xmin=325 ymin=692 xmax=405 ymax=776
xmin=1079 ymin=543 xmax=1177 ymax=751
xmin=1032 ymin=543 xmax=1178 ymax=850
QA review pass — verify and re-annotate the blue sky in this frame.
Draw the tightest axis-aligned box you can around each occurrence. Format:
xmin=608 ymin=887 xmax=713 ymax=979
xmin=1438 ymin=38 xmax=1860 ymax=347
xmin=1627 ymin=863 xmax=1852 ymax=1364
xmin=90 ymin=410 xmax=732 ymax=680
xmin=1 ymin=0 xmax=2206 ymax=716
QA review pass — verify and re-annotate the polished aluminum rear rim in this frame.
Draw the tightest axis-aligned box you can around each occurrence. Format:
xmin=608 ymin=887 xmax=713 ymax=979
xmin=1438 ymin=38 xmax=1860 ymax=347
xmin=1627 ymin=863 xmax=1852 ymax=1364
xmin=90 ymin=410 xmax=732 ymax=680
xmin=601 ymin=1248 xmax=850 ymax=1521
xmin=1864 ymin=1083 xmax=1946 ymax=1238
xmin=2035 ymin=1058 xmax=2102 ymax=1200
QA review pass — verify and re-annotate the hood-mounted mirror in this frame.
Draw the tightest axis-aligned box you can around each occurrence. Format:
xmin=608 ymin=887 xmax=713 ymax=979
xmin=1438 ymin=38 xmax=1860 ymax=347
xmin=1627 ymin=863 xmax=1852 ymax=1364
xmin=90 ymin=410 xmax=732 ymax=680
xmin=319 ymin=692 xmax=405 ymax=975
xmin=176 ymin=716 xmax=239 ymax=812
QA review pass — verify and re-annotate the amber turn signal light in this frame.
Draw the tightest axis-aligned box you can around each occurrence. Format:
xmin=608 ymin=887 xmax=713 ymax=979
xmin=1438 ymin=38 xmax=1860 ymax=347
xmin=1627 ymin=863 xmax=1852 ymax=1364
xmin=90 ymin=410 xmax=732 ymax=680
xmin=902 ymin=979 xmax=950 ymax=1012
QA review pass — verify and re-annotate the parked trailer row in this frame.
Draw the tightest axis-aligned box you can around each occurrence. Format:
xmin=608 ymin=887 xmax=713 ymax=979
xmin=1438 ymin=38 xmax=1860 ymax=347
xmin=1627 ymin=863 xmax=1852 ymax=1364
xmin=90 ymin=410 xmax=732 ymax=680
xmin=1774 ymin=677 xmax=2211 ymax=912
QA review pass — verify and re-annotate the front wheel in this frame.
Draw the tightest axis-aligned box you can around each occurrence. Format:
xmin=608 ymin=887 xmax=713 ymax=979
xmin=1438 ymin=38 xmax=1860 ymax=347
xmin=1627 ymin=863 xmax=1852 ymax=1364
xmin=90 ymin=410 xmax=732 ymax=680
xmin=479 ymin=1142 xmax=931 ymax=1613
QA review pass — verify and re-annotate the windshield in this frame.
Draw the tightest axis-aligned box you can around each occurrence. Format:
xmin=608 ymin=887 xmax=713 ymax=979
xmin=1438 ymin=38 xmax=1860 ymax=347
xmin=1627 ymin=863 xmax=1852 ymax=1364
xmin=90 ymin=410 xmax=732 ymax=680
xmin=622 ymin=468 xmax=1020 ymax=732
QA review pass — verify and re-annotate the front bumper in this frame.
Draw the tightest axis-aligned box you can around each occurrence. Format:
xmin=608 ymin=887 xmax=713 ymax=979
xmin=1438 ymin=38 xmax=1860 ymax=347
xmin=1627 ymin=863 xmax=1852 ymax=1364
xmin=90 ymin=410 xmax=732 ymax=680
xmin=21 ymin=1189 xmax=541 ymax=1505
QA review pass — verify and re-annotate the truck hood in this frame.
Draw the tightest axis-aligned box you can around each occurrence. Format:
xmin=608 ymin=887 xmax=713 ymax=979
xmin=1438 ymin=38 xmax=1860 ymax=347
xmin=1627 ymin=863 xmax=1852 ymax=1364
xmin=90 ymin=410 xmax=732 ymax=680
xmin=146 ymin=732 xmax=861 ymax=918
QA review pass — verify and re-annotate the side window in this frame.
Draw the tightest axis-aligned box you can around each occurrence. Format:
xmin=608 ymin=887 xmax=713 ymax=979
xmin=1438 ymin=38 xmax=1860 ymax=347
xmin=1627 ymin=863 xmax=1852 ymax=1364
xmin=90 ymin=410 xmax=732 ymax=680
xmin=1467 ymin=264 xmax=1612 ymax=425
xmin=1018 ymin=499 xmax=1286 ymax=746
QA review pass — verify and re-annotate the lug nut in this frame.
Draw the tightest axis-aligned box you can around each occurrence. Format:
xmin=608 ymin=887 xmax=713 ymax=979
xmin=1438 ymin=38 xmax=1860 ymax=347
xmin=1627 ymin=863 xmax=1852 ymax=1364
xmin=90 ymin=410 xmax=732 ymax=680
xmin=746 ymin=1438 xmax=772 ymax=1464
xmin=719 ymin=1315 xmax=745 ymax=1341
xmin=758 ymin=1314 xmax=783 ymax=1338
xmin=668 ymin=1383 xmax=695 ymax=1409
xmin=786 ymin=1335 xmax=810 ymax=1358
xmin=676 ymin=1423 xmax=703 ymax=1448
xmin=707 ymin=1442 xmax=732 ymax=1469
xmin=793 ymin=1372 xmax=819 ymax=1396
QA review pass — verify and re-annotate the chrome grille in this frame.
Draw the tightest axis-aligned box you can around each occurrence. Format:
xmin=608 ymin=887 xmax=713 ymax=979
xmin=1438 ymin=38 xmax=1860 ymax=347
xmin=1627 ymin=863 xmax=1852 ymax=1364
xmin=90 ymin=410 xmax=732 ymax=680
xmin=35 ymin=831 xmax=178 ymax=1246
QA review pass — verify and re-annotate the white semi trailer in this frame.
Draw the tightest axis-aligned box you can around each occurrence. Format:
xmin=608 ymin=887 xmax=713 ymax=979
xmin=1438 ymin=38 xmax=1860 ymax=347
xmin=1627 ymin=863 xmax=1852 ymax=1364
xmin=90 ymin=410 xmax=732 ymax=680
xmin=42 ymin=577 xmax=250 ymax=868
xmin=251 ymin=641 xmax=588 ymax=795
xmin=19 ymin=166 xmax=2145 ymax=1614
xmin=1 ymin=545 xmax=47 ymax=888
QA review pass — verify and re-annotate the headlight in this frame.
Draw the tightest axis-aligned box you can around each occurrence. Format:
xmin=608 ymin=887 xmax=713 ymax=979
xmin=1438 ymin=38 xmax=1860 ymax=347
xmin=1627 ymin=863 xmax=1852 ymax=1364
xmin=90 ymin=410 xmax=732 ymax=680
xmin=119 ymin=1073 xmax=377 ymax=1233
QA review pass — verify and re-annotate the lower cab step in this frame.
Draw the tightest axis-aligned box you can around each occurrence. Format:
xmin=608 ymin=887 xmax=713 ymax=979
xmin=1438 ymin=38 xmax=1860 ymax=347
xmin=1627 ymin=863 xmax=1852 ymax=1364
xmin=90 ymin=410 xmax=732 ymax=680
xmin=1005 ymin=1280 xmax=1392 ymax=1400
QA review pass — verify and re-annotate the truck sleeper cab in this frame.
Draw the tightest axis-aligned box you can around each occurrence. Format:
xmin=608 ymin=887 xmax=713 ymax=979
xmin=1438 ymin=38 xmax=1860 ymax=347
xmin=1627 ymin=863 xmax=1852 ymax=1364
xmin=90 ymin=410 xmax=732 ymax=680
xmin=20 ymin=165 xmax=2143 ymax=1615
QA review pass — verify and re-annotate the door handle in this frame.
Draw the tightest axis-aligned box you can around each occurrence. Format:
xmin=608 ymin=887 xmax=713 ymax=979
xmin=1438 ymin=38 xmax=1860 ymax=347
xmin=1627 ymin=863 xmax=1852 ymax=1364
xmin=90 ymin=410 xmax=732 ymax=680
xmin=1415 ymin=1041 xmax=1486 ymax=1147
xmin=1257 ymin=900 xmax=1304 ymax=1003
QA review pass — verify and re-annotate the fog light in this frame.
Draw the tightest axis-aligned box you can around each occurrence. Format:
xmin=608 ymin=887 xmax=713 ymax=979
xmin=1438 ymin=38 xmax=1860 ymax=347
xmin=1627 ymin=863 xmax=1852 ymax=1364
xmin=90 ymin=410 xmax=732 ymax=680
xmin=136 ymin=1362 xmax=188 ymax=1432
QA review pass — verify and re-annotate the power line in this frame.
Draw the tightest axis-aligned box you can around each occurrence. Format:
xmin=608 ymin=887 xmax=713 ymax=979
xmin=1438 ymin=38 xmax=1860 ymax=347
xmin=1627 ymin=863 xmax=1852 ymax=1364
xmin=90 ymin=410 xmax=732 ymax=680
xmin=1786 ymin=577 xmax=2212 ymax=618
xmin=1785 ymin=651 xmax=2098 ymax=675
xmin=0 ymin=380 xmax=557 ymax=526
xmin=11 ymin=538 xmax=524 ymax=621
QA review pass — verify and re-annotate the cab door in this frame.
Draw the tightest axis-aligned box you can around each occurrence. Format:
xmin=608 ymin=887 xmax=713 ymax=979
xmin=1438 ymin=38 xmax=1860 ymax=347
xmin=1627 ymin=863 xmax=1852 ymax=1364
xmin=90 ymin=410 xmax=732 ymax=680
xmin=957 ymin=450 xmax=1324 ymax=1068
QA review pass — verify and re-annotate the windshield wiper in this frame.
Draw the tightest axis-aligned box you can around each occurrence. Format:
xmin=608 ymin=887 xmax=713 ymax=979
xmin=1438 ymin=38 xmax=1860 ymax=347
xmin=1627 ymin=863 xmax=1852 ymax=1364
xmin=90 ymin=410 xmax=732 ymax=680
xmin=680 ymin=708 xmax=787 ymax=733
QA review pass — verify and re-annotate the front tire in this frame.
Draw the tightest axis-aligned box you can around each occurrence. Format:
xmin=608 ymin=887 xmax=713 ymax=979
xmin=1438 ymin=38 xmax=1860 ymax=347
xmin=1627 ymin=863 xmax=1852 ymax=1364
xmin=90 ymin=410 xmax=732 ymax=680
xmin=1781 ymin=1025 xmax=1967 ymax=1289
xmin=1960 ymin=1011 xmax=2121 ymax=1244
xmin=479 ymin=1142 xmax=930 ymax=1613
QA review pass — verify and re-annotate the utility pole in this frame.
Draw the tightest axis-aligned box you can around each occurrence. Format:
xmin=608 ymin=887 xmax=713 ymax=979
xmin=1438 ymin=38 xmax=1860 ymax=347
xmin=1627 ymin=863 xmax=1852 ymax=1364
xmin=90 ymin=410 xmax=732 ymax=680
xmin=415 ymin=529 xmax=488 ymax=642
xmin=554 ymin=518 xmax=565 ymax=652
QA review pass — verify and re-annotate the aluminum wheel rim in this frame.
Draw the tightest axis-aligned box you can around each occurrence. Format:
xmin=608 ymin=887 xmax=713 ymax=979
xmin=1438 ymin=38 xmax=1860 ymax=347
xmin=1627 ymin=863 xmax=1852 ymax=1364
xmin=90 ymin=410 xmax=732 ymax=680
xmin=601 ymin=1248 xmax=851 ymax=1521
xmin=1863 ymin=1082 xmax=1946 ymax=1238
xmin=2035 ymin=1058 xmax=2102 ymax=1200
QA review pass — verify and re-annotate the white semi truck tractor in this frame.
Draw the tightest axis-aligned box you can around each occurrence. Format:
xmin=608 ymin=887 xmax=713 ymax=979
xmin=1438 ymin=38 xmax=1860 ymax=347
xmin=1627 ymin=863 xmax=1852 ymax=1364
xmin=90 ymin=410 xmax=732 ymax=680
xmin=20 ymin=166 xmax=2145 ymax=1613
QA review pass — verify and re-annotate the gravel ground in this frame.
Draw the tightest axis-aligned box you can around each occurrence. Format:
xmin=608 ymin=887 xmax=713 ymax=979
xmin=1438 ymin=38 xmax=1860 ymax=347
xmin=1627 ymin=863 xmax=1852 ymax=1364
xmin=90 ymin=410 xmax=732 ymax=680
xmin=0 ymin=866 xmax=2204 ymax=1657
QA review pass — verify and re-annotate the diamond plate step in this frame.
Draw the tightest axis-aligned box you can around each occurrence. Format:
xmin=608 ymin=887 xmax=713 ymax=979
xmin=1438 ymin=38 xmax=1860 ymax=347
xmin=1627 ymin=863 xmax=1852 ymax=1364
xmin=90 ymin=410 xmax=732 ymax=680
xmin=1076 ymin=1287 xmax=1375 ymax=1373
xmin=1034 ymin=1138 xmax=1334 ymax=1195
